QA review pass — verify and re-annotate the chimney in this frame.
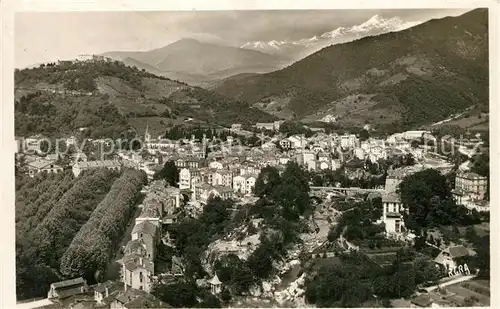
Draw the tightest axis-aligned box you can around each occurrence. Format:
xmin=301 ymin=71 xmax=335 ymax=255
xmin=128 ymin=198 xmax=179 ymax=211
xmin=105 ymin=287 xmax=109 ymax=298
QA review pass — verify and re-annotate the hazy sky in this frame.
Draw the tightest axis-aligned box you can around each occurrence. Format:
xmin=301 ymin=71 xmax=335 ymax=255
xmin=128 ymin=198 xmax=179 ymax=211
xmin=15 ymin=8 xmax=471 ymax=68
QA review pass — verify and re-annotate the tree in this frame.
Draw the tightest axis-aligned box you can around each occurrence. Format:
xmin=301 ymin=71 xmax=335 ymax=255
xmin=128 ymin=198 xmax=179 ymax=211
xmin=154 ymin=160 xmax=179 ymax=186
xmin=359 ymin=129 xmax=370 ymax=141
xmin=220 ymin=288 xmax=232 ymax=303
xmin=271 ymin=161 xmax=311 ymax=220
xmin=152 ymin=282 xmax=199 ymax=308
xmin=254 ymin=165 xmax=281 ymax=198
xmin=214 ymin=254 xmax=254 ymax=295
xmin=246 ymin=241 xmax=275 ymax=279
xmin=435 ymin=237 xmax=442 ymax=247
xmin=428 ymin=234 xmax=435 ymax=245
xmin=399 ymin=169 xmax=454 ymax=229
xmin=196 ymin=294 xmax=221 ymax=308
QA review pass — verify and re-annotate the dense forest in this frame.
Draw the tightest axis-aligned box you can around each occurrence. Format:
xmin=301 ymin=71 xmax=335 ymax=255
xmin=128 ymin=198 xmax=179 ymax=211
xmin=15 ymin=91 xmax=131 ymax=138
xmin=60 ymin=169 xmax=147 ymax=282
xmin=15 ymin=169 xmax=120 ymax=300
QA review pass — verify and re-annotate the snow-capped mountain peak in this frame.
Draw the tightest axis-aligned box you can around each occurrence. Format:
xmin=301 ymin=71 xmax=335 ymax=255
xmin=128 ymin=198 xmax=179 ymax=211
xmin=240 ymin=14 xmax=423 ymax=58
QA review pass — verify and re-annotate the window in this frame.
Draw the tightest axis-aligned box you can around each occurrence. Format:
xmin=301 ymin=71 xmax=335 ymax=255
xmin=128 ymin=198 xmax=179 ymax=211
xmin=140 ymin=272 xmax=143 ymax=283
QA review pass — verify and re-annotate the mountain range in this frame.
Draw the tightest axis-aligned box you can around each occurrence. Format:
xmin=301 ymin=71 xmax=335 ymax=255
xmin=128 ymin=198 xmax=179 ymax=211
xmin=214 ymin=9 xmax=489 ymax=131
xmin=101 ymin=39 xmax=289 ymax=86
xmin=241 ymin=14 xmax=423 ymax=61
xmin=100 ymin=15 xmax=423 ymax=86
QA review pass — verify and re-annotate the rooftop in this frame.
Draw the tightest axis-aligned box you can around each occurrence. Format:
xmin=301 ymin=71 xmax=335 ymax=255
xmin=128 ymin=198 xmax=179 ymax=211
xmin=51 ymin=277 xmax=85 ymax=289
xmin=124 ymin=239 xmax=146 ymax=253
xmin=93 ymin=280 xmax=123 ymax=294
xmin=213 ymin=186 xmax=234 ymax=193
xmin=446 ymin=245 xmax=472 ymax=258
xmin=28 ymin=159 xmax=57 ymax=169
xmin=458 ymin=172 xmax=488 ymax=180
xmin=382 ymin=192 xmax=401 ymax=203
xmin=132 ymin=221 xmax=157 ymax=236
xmin=75 ymin=160 xmax=121 ymax=169
xmin=208 ymin=274 xmax=222 ymax=285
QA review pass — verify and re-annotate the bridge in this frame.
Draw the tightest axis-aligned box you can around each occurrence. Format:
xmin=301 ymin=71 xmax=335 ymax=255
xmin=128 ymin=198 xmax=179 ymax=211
xmin=310 ymin=186 xmax=385 ymax=195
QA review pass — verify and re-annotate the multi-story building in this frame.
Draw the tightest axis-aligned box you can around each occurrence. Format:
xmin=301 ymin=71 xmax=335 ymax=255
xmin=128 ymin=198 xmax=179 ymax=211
xmin=179 ymin=168 xmax=194 ymax=190
xmin=244 ymin=175 xmax=257 ymax=195
xmin=27 ymin=159 xmax=64 ymax=177
xmin=72 ymin=160 xmax=121 ymax=177
xmin=255 ymin=120 xmax=284 ymax=131
xmin=174 ymin=157 xmax=206 ymax=169
xmin=119 ymin=254 xmax=154 ymax=293
xmin=208 ymin=160 xmax=224 ymax=170
xmin=194 ymin=183 xmax=234 ymax=204
xmin=232 ymin=174 xmax=257 ymax=195
xmin=401 ymin=130 xmax=430 ymax=141
xmin=339 ymin=134 xmax=358 ymax=149
xmin=380 ymin=192 xmax=405 ymax=235
xmin=131 ymin=221 xmax=158 ymax=260
xmin=233 ymin=175 xmax=246 ymax=195
xmin=453 ymin=172 xmax=488 ymax=201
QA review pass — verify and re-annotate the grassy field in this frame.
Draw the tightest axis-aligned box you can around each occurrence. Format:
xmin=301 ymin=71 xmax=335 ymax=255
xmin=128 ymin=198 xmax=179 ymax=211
xmin=445 ymin=280 xmax=490 ymax=306
xmin=128 ymin=116 xmax=188 ymax=138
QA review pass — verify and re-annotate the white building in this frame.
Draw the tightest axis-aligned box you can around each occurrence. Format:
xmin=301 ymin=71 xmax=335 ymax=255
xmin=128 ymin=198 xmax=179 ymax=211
xmin=339 ymin=134 xmax=358 ymax=149
xmin=208 ymin=161 xmax=224 ymax=170
xmin=380 ymin=192 xmax=405 ymax=235
xmin=402 ymin=130 xmax=429 ymax=141
xmin=27 ymin=159 xmax=64 ymax=177
xmin=296 ymin=151 xmax=316 ymax=168
xmin=178 ymin=168 xmax=192 ymax=190
xmin=72 ymin=160 xmax=121 ymax=177
xmin=354 ymin=148 xmax=365 ymax=160
xmin=233 ymin=175 xmax=246 ymax=194
xmin=233 ymin=174 xmax=257 ymax=195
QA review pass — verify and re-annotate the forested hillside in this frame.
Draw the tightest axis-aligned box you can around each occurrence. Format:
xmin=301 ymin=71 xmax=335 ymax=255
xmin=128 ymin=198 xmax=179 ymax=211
xmin=15 ymin=60 xmax=275 ymax=138
xmin=214 ymin=9 xmax=488 ymax=129
xmin=15 ymin=169 xmax=120 ymax=300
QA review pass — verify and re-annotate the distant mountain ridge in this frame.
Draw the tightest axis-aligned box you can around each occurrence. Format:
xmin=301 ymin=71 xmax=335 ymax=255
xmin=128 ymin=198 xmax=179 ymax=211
xmin=101 ymin=38 xmax=289 ymax=85
xmin=214 ymin=9 xmax=489 ymax=130
xmin=240 ymin=14 xmax=423 ymax=60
